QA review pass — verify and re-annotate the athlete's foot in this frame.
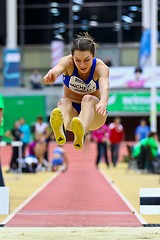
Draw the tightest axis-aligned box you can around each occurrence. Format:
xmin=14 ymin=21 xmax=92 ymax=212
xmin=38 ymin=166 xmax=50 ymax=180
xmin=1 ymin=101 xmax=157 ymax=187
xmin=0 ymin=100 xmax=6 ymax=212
xmin=50 ymin=108 xmax=66 ymax=145
xmin=71 ymin=117 xmax=84 ymax=149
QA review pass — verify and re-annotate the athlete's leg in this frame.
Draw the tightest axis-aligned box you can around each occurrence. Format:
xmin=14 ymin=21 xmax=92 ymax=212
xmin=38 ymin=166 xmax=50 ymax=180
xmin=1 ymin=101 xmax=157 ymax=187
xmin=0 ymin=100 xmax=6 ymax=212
xmin=50 ymin=98 xmax=78 ymax=145
xmin=79 ymin=95 xmax=107 ymax=132
xmin=71 ymin=94 xmax=96 ymax=149
xmin=71 ymin=95 xmax=107 ymax=149
xmin=70 ymin=116 xmax=85 ymax=149
xmin=57 ymin=98 xmax=78 ymax=130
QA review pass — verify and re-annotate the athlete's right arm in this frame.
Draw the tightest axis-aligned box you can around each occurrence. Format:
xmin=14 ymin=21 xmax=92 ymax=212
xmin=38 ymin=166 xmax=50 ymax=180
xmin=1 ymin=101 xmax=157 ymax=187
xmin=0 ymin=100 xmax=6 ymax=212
xmin=43 ymin=56 xmax=70 ymax=84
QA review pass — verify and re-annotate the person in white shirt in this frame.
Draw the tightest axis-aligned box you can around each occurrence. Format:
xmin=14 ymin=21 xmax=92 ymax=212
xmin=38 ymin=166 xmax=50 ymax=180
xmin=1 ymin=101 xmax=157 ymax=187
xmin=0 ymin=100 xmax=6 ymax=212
xmin=34 ymin=116 xmax=51 ymax=162
xmin=35 ymin=116 xmax=48 ymax=135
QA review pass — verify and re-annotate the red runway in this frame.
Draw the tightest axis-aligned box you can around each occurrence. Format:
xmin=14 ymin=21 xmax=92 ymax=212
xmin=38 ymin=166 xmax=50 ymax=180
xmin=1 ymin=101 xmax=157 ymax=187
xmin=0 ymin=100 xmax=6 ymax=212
xmin=2 ymin=142 xmax=143 ymax=227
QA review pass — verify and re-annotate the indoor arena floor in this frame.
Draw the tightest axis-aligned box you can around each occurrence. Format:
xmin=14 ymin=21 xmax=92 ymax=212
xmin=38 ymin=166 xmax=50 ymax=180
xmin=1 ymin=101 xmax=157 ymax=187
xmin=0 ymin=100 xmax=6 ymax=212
xmin=0 ymin=142 xmax=160 ymax=239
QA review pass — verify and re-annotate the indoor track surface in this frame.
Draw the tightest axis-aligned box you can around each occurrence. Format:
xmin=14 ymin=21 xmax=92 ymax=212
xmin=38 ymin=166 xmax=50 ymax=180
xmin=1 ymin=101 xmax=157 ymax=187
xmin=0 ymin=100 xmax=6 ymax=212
xmin=1 ymin=142 xmax=144 ymax=227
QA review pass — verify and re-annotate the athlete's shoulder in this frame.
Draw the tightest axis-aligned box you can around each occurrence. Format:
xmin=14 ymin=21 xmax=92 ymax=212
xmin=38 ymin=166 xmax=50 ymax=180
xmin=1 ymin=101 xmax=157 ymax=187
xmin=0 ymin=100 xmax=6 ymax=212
xmin=95 ymin=58 xmax=109 ymax=76
xmin=96 ymin=58 xmax=109 ymax=68
xmin=63 ymin=54 xmax=74 ymax=63
xmin=62 ymin=55 xmax=74 ymax=68
xmin=59 ymin=54 xmax=72 ymax=65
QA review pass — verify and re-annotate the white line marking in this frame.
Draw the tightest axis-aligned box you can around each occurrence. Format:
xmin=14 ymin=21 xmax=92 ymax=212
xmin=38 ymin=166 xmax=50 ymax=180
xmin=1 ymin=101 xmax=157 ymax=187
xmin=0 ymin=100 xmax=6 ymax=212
xmin=1 ymin=171 xmax=60 ymax=225
xmin=99 ymin=168 xmax=147 ymax=225
xmin=17 ymin=210 xmax=131 ymax=215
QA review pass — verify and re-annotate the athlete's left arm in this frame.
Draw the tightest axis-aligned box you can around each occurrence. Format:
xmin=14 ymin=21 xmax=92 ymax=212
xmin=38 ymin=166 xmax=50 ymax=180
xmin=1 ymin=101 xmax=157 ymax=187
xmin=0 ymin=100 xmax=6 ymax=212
xmin=96 ymin=62 xmax=110 ymax=115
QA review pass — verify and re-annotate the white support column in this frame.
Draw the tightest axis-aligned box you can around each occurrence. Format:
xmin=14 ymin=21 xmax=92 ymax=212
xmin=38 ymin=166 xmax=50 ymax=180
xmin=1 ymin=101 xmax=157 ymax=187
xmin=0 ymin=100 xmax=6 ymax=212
xmin=142 ymin=0 xmax=151 ymax=28
xmin=150 ymin=0 xmax=157 ymax=132
xmin=6 ymin=0 xmax=17 ymax=48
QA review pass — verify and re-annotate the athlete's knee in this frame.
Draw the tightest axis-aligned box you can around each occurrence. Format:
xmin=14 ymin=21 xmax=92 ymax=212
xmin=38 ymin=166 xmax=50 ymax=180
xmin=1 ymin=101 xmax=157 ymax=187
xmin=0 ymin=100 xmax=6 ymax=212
xmin=58 ymin=98 xmax=72 ymax=107
xmin=82 ymin=94 xmax=97 ymax=104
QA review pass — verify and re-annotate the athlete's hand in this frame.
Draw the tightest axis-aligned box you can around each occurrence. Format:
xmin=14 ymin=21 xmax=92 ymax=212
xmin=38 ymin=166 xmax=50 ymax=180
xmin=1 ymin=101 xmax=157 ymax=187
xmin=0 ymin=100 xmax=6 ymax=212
xmin=96 ymin=102 xmax=107 ymax=116
xmin=43 ymin=69 xmax=56 ymax=84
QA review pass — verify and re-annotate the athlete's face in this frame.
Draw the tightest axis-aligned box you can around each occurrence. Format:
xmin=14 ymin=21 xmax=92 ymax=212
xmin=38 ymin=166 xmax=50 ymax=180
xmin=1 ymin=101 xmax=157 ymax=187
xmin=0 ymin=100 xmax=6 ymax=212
xmin=73 ymin=50 xmax=94 ymax=74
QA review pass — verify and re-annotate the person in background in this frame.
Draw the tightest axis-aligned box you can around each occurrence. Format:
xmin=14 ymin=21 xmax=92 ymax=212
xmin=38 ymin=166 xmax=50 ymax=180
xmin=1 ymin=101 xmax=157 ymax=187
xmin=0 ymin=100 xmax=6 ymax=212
xmin=30 ymin=69 xmax=42 ymax=89
xmin=109 ymin=117 xmax=124 ymax=167
xmin=19 ymin=117 xmax=31 ymax=158
xmin=34 ymin=115 xmax=50 ymax=161
xmin=126 ymin=67 xmax=148 ymax=89
xmin=135 ymin=118 xmax=150 ymax=142
xmin=5 ymin=121 xmax=23 ymax=172
xmin=92 ymin=123 xmax=110 ymax=168
xmin=34 ymin=116 xmax=49 ymax=135
xmin=51 ymin=145 xmax=69 ymax=172
xmin=132 ymin=132 xmax=158 ymax=172
xmin=0 ymin=94 xmax=5 ymax=186
xmin=27 ymin=133 xmax=49 ymax=172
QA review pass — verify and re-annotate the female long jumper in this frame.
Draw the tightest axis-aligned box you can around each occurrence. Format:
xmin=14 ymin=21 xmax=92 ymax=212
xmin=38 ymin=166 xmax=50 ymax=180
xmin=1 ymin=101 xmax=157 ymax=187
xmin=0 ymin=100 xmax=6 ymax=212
xmin=44 ymin=32 xmax=110 ymax=149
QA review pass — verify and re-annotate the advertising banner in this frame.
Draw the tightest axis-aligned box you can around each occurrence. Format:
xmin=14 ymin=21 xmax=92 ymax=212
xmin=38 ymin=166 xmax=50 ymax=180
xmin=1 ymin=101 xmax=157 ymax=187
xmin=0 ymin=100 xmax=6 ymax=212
xmin=109 ymin=66 xmax=160 ymax=89
xmin=3 ymin=48 xmax=21 ymax=87
xmin=108 ymin=91 xmax=160 ymax=112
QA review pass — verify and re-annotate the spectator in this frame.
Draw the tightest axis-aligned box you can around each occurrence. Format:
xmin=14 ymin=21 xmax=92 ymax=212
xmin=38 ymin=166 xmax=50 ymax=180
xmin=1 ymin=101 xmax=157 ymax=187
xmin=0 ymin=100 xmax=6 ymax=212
xmin=34 ymin=116 xmax=48 ymax=135
xmin=51 ymin=145 xmax=69 ymax=172
xmin=30 ymin=69 xmax=42 ymax=89
xmin=33 ymin=133 xmax=49 ymax=171
xmin=132 ymin=132 xmax=158 ymax=172
xmin=0 ymin=94 xmax=5 ymax=186
xmin=92 ymin=123 xmax=110 ymax=168
xmin=135 ymin=118 xmax=150 ymax=142
xmin=19 ymin=117 xmax=31 ymax=158
xmin=126 ymin=67 xmax=148 ymax=89
xmin=26 ymin=133 xmax=49 ymax=172
xmin=5 ymin=121 xmax=23 ymax=172
xmin=109 ymin=117 xmax=124 ymax=167
xmin=34 ymin=115 xmax=50 ymax=161
xmin=22 ymin=155 xmax=38 ymax=173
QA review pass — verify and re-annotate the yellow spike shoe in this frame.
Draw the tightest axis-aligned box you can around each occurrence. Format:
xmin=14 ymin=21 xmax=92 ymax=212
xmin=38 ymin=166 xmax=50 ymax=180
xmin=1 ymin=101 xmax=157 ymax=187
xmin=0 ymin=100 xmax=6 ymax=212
xmin=71 ymin=117 xmax=84 ymax=149
xmin=50 ymin=108 xmax=66 ymax=145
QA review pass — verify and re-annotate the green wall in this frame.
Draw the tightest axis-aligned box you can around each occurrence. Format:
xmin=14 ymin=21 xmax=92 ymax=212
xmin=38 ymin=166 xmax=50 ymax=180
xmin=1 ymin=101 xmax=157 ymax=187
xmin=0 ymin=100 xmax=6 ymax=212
xmin=3 ymin=95 xmax=46 ymax=132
